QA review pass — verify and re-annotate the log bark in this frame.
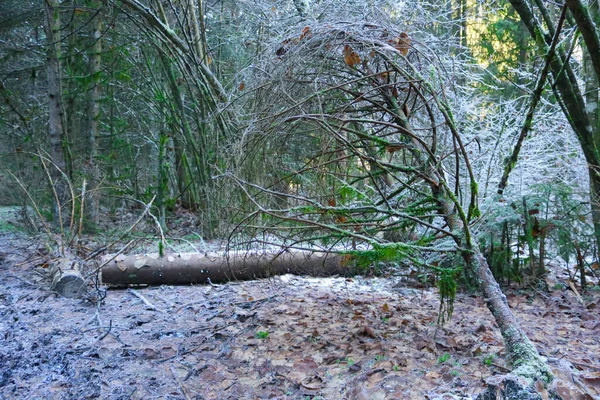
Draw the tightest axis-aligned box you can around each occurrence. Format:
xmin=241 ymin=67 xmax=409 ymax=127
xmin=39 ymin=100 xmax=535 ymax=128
xmin=101 ymin=250 xmax=348 ymax=286
xmin=50 ymin=257 xmax=85 ymax=298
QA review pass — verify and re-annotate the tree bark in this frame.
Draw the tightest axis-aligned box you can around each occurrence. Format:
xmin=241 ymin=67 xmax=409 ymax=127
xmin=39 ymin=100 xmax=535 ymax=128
xmin=101 ymin=250 xmax=348 ymax=285
xmin=44 ymin=0 xmax=68 ymax=223
xmin=565 ymin=0 xmax=600 ymax=80
xmin=86 ymin=1 xmax=103 ymax=226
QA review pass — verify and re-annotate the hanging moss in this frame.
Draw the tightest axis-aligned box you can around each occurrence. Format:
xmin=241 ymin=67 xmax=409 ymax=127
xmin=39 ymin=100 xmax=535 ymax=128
xmin=436 ymin=267 xmax=459 ymax=325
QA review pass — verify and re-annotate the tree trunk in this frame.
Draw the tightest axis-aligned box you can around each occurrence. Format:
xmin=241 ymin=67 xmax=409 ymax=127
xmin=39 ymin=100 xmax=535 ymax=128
xmin=44 ymin=0 xmax=67 ymax=224
xmin=157 ymin=132 xmax=168 ymax=229
xmin=101 ymin=250 xmax=347 ymax=285
xmin=86 ymin=2 xmax=103 ymax=226
xmin=188 ymin=0 xmax=206 ymax=62
xmin=429 ymin=179 xmax=553 ymax=385
xmin=509 ymin=0 xmax=600 ymax=261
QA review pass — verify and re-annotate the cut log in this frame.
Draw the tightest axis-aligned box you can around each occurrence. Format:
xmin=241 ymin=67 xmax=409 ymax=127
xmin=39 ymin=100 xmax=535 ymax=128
xmin=50 ymin=257 xmax=85 ymax=298
xmin=101 ymin=250 xmax=348 ymax=286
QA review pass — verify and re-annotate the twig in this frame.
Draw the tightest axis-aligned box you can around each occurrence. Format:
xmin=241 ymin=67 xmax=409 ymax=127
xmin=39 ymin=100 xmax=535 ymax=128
xmin=528 ymin=283 xmax=550 ymax=299
xmin=170 ymin=366 xmax=192 ymax=400
xmin=184 ymin=364 xmax=209 ymax=381
xmin=86 ymin=239 xmax=134 ymax=278
xmin=175 ymin=300 xmax=205 ymax=313
xmin=274 ymin=372 xmax=300 ymax=388
xmin=167 ymin=235 xmax=200 ymax=253
xmin=98 ymin=319 xmax=112 ymax=340
xmin=497 ymin=4 xmax=568 ymax=195
xmin=146 ymin=207 xmax=166 ymax=253
xmin=568 ymin=280 xmax=584 ymax=305
xmin=86 ymin=309 xmax=101 ymax=327
xmin=85 ymin=195 xmax=156 ymax=261
xmin=186 ymin=321 xmax=238 ymax=334
xmin=78 ymin=178 xmax=87 ymax=239
xmin=206 ymin=310 xmax=226 ymax=321
xmin=491 ymin=362 xmax=511 ymax=372
xmin=207 ymin=277 xmax=217 ymax=287
xmin=232 ymin=294 xmax=278 ymax=306
xmin=569 ymin=360 xmax=600 ymax=371
xmin=81 ymin=325 xmax=113 ymax=334
xmin=127 ymin=288 xmax=163 ymax=312
xmin=13 ymin=256 xmax=46 ymax=267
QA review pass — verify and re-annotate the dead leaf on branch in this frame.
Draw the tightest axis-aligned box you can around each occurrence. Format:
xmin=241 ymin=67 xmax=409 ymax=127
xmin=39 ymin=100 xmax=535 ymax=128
xmin=299 ymin=26 xmax=312 ymax=40
xmin=389 ymin=32 xmax=411 ymax=56
xmin=343 ymin=45 xmax=361 ymax=67
xmin=377 ymin=71 xmax=389 ymax=83
xmin=385 ymin=144 xmax=404 ymax=154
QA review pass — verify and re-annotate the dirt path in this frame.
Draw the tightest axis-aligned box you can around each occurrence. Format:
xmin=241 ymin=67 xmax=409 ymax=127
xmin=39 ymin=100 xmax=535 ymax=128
xmin=1 ymin=233 xmax=599 ymax=399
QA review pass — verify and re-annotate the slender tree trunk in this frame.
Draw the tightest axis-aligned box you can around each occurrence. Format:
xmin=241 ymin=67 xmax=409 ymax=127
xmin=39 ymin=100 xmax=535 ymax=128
xmin=157 ymin=132 xmax=168 ymax=229
xmin=581 ymin=1 xmax=599 ymax=140
xmin=188 ymin=0 xmax=205 ymax=61
xmin=44 ymin=0 xmax=68 ymax=224
xmin=497 ymin=5 xmax=567 ymax=195
xmin=172 ymin=135 xmax=193 ymax=209
xmin=86 ymin=1 xmax=103 ymax=226
xmin=509 ymin=0 xmax=600 ymax=261
xmin=582 ymin=2 xmax=600 ymax=261
xmin=391 ymin=87 xmax=552 ymax=383
xmin=432 ymin=182 xmax=551 ymax=382
xmin=459 ymin=0 xmax=467 ymax=48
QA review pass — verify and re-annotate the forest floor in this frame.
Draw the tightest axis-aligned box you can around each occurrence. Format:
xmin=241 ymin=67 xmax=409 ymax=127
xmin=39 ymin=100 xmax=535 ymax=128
xmin=1 ymin=207 xmax=600 ymax=399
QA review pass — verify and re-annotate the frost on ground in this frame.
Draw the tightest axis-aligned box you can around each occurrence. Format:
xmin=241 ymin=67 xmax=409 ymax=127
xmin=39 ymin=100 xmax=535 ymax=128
xmin=1 ymin=232 xmax=599 ymax=399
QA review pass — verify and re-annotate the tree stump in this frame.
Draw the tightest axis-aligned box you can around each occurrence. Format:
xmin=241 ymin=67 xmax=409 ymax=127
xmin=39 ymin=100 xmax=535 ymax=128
xmin=50 ymin=257 xmax=85 ymax=298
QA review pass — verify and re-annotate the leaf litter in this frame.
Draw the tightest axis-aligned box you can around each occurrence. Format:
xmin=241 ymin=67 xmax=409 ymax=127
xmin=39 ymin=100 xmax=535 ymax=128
xmin=0 ymin=233 xmax=599 ymax=399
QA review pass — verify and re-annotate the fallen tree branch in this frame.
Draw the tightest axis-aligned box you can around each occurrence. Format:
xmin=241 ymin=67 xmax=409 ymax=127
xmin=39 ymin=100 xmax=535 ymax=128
xmin=127 ymin=288 xmax=164 ymax=312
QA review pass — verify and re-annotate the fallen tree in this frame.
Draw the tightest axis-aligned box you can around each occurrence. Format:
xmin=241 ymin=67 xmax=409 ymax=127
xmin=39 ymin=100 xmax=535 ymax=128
xmin=229 ymin=21 xmax=563 ymax=396
xmin=101 ymin=250 xmax=347 ymax=285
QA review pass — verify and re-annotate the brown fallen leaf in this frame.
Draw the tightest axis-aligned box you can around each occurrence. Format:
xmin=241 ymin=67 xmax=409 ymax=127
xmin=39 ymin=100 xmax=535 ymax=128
xmin=139 ymin=347 xmax=160 ymax=360
xmin=413 ymin=335 xmax=429 ymax=350
xmin=349 ymin=363 xmax=362 ymax=373
xmin=300 ymin=374 xmax=323 ymax=390
xmin=581 ymin=371 xmax=600 ymax=388
xmin=293 ymin=357 xmax=319 ymax=372
xmin=357 ymin=324 xmax=376 ymax=338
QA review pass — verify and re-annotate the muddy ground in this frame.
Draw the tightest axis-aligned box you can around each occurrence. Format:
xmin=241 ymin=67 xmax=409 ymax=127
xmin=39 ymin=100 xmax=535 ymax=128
xmin=1 ymin=230 xmax=600 ymax=399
